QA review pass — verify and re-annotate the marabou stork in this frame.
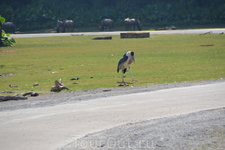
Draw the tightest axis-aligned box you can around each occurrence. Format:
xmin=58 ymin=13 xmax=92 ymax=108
xmin=117 ymin=51 xmax=136 ymax=83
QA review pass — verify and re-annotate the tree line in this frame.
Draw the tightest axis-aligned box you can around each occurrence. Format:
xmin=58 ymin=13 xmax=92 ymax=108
xmin=1 ymin=0 xmax=225 ymax=31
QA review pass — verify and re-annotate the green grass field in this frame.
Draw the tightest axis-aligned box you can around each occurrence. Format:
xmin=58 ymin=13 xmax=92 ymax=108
xmin=0 ymin=34 xmax=224 ymax=95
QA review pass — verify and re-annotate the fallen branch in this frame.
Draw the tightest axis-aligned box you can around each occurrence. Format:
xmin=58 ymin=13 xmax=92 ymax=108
xmin=0 ymin=95 xmax=28 ymax=101
xmin=70 ymin=77 xmax=79 ymax=80
xmin=92 ymin=36 xmax=112 ymax=40
xmin=200 ymin=44 xmax=214 ymax=46
xmin=0 ymin=91 xmax=39 ymax=102
xmin=199 ymin=31 xmax=212 ymax=35
xmin=21 ymin=92 xmax=39 ymax=97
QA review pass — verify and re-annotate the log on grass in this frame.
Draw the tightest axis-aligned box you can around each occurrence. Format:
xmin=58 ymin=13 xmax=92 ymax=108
xmin=92 ymin=36 xmax=112 ymax=40
xmin=120 ymin=32 xmax=150 ymax=38
xmin=200 ymin=44 xmax=214 ymax=46
xmin=21 ymin=92 xmax=39 ymax=97
xmin=199 ymin=31 xmax=212 ymax=35
xmin=0 ymin=95 xmax=28 ymax=101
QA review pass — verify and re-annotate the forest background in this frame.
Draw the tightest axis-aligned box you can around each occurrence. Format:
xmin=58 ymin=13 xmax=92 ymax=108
xmin=1 ymin=0 xmax=225 ymax=32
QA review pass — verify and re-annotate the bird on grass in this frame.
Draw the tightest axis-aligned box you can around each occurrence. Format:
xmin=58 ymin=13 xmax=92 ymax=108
xmin=117 ymin=51 xmax=136 ymax=83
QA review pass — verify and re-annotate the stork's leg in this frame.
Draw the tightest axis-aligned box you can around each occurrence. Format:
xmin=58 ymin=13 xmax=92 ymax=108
xmin=121 ymin=72 xmax=125 ymax=83
xmin=127 ymin=67 xmax=136 ymax=81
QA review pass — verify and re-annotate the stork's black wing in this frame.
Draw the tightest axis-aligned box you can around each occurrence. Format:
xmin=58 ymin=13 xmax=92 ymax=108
xmin=117 ymin=54 xmax=128 ymax=73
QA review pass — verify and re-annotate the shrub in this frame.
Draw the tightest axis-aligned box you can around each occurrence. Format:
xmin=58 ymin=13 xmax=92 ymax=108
xmin=0 ymin=16 xmax=16 ymax=47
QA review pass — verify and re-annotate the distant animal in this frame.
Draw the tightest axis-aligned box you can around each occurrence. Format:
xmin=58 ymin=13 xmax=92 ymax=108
xmin=63 ymin=20 xmax=74 ymax=32
xmin=117 ymin=51 xmax=136 ymax=83
xmin=56 ymin=20 xmax=64 ymax=33
xmin=2 ymin=22 xmax=16 ymax=34
xmin=56 ymin=20 xmax=74 ymax=33
xmin=100 ymin=19 xmax=114 ymax=31
xmin=124 ymin=18 xmax=142 ymax=31
xmin=156 ymin=25 xmax=177 ymax=30
xmin=166 ymin=25 xmax=176 ymax=30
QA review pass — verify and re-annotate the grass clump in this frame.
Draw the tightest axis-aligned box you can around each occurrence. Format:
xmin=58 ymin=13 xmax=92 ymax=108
xmin=0 ymin=34 xmax=224 ymax=95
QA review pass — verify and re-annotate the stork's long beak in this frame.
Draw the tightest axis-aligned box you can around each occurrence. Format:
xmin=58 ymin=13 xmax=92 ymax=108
xmin=130 ymin=51 xmax=135 ymax=63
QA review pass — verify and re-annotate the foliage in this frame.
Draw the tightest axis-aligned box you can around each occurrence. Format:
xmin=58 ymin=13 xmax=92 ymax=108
xmin=0 ymin=16 xmax=16 ymax=47
xmin=0 ymin=16 xmax=6 ymax=23
xmin=1 ymin=0 xmax=225 ymax=31
xmin=0 ymin=34 xmax=224 ymax=95
xmin=1 ymin=30 xmax=16 ymax=46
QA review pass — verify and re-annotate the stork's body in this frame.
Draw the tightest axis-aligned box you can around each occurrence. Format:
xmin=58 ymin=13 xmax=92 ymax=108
xmin=117 ymin=51 xmax=136 ymax=82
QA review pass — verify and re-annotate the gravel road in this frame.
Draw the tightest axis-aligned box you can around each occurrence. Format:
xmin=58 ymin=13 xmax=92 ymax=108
xmin=61 ymin=108 xmax=225 ymax=150
xmin=1 ymin=79 xmax=225 ymax=150
xmin=11 ymin=28 xmax=225 ymax=38
xmin=1 ymin=79 xmax=224 ymax=112
xmin=55 ymin=79 xmax=225 ymax=150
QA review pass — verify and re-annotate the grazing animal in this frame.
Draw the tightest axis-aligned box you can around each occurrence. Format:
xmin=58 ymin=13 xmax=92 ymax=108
xmin=56 ymin=20 xmax=74 ymax=33
xmin=63 ymin=20 xmax=74 ymax=32
xmin=117 ymin=51 xmax=136 ymax=83
xmin=56 ymin=20 xmax=64 ymax=33
xmin=2 ymin=22 xmax=16 ymax=34
xmin=100 ymin=19 xmax=114 ymax=31
xmin=156 ymin=25 xmax=177 ymax=30
xmin=124 ymin=18 xmax=142 ymax=31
